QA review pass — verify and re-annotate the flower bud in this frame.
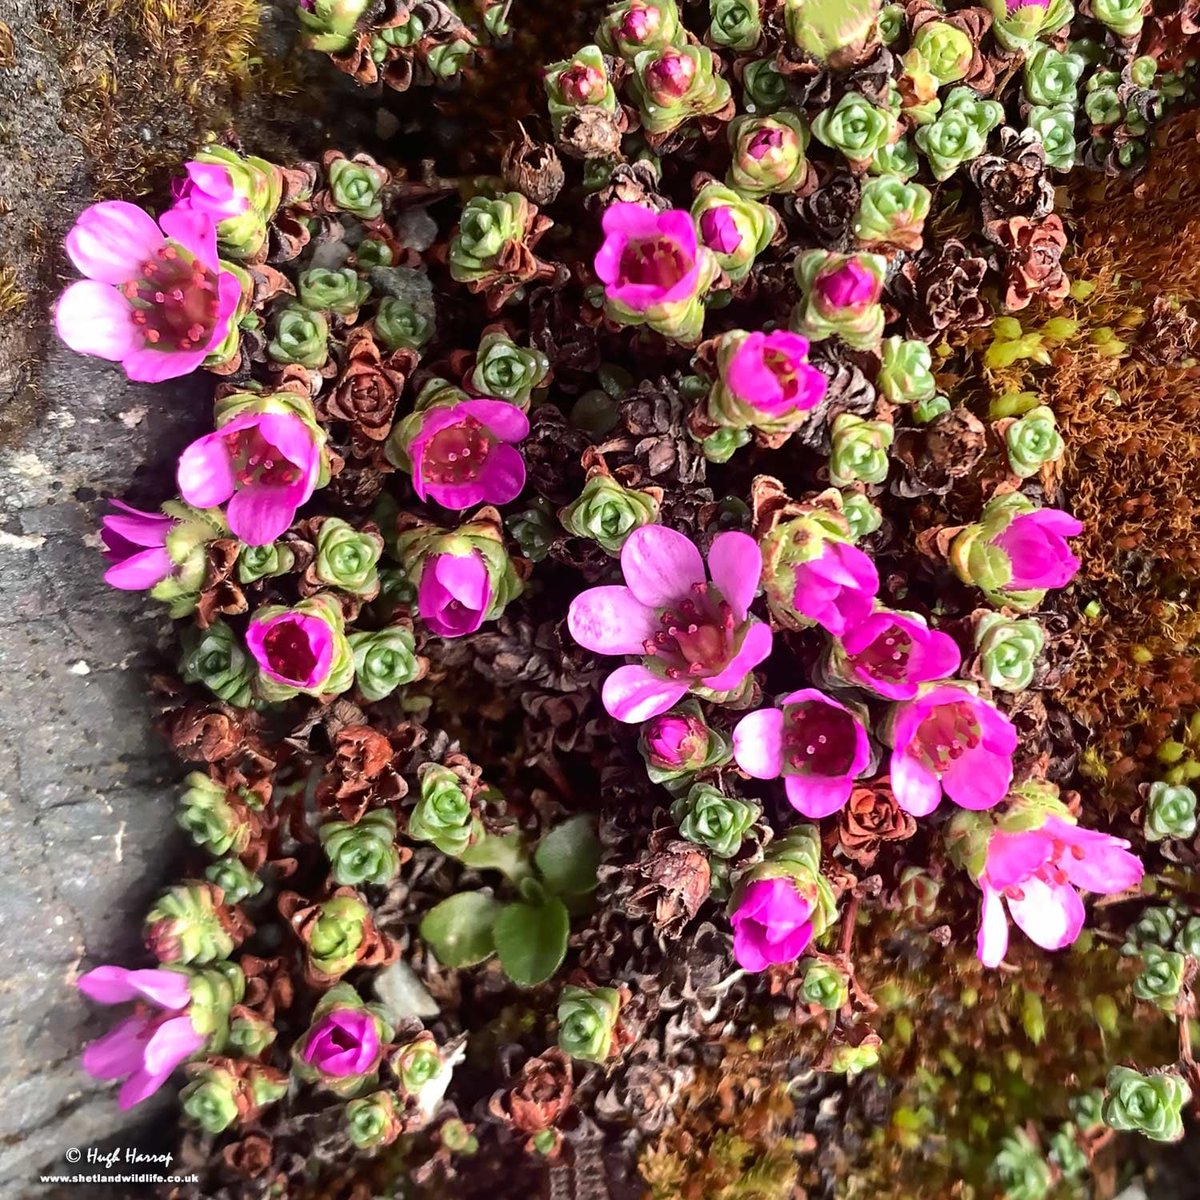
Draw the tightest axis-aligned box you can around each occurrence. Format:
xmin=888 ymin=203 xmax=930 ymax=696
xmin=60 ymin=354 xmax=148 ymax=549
xmin=297 ymin=0 xmax=372 ymax=52
xmin=784 ymin=0 xmax=881 ymax=63
xmin=293 ymin=983 xmax=393 ymax=1098
xmin=691 ymin=183 xmax=777 ymax=282
xmin=321 ymin=810 xmax=403 ymax=887
xmin=792 ymin=250 xmax=887 ymax=350
xmin=328 ymin=154 xmax=388 ymax=220
xmin=630 ymin=44 xmax=732 ymax=138
xmin=246 ymin=594 xmax=355 ymax=701
xmin=1003 ymin=404 xmax=1064 ymax=478
xmin=178 ymin=772 xmax=252 ymax=857
xmin=375 ymin=296 xmax=435 ymax=353
xmin=145 ymin=882 xmax=239 ymax=965
xmin=560 ymin=472 xmax=661 ymax=555
xmin=915 ymin=87 xmax=1004 ymax=181
xmin=799 ymin=960 xmax=849 ymax=1010
xmin=877 ymin=335 xmax=936 ymax=404
xmin=545 ymin=45 xmax=618 ymax=134
xmin=313 ymin=517 xmax=384 ymax=597
xmin=709 ymin=0 xmax=760 ymax=50
xmin=983 ymin=0 xmax=1073 ymax=56
xmin=828 ymin=413 xmax=893 ymax=486
xmin=172 ymin=145 xmax=281 ymax=262
xmin=268 ymin=302 xmax=329 ymax=369
xmin=347 ymin=1090 xmax=404 ymax=1149
xmin=1103 ymin=1067 xmax=1192 ymax=1142
xmin=671 ymin=783 xmax=759 ymax=859
xmin=237 ymin=540 xmax=295 ymax=584
xmin=348 ymin=625 xmax=422 ymax=702
xmin=557 ymin=985 xmax=621 ymax=1062
xmin=450 ymin=192 xmax=532 ymax=285
xmin=470 ymin=331 xmax=549 ymax=410
xmin=596 ymin=0 xmax=682 ymax=58
xmin=409 ymin=764 xmax=482 ymax=856
xmin=205 ymin=857 xmax=263 ymax=905
xmin=639 ymin=704 xmax=731 ymax=785
xmin=812 ymin=92 xmax=898 ymax=171
xmin=298 ymin=267 xmax=371 ymax=317
xmin=854 ymin=177 xmax=931 ymax=253
xmin=974 ymin=612 xmax=1045 ymax=693
xmin=727 ymin=113 xmax=810 ymax=198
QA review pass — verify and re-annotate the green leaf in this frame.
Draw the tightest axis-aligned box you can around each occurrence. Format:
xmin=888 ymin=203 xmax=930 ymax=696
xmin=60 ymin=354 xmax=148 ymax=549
xmin=493 ymin=898 xmax=570 ymax=987
xmin=458 ymin=830 xmax=533 ymax=883
xmin=419 ymin=892 xmax=500 ymax=968
xmin=534 ymin=816 xmax=601 ymax=897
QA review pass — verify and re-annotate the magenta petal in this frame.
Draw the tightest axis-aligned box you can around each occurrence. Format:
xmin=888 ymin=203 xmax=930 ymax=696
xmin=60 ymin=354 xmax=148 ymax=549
xmin=732 ymin=706 xmax=785 ymax=779
xmin=458 ymin=399 xmax=530 ymax=443
xmin=204 ymin=269 xmax=245 ymax=356
xmin=1050 ymin=819 xmax=1144 ymax=894
xmin=177 ymin=432 xmax=236 ymax=509
xmin=142 ymin=1014 xmax=204 ymax=1076
xmin=123 ymin=344 xmax=208 ymax=383
xmin=435 ymin=553 xmax=489 ymax=609
xmin=425 ymin=480 xmax=488 ymax=510
xmin=707 ymin=531 xmax=762 ymax=621
xmin=1006 ymin=876 xmax=1086 ymax=951
xmin=477 ymin=444 xmax=526 ymax=505
xmin=54 ymin=281 xmax=138 ymax=361
xmin=983 ymin=829 xmax=1054 ymax=890
xmin=104 ymin=547 xmax=173 ymax=590
xmin=65 ymin=201 xmax=163 ymax=283
xmin=227 ymin=485 xmax=301 ymax=546
xmin=78 ymin=965 xmax=139 ymax=1004
xmin=620 ymin=525 xmax=705 ymax=608
xmin=158 ymin=206 xmax=220 ymax=272
xmin=81 ymin=1015 xmax=150 ymax=1080
xmin=784 ymin=771 xmax=852 ymax=818
xmin=977 ymin=885 xmax=1010 ymax=968
xmin=118 ymin=1067 xmax=173 ymax=1110
xmin=702 ymin=620 xmax=773 ymax=692
xmin=568 ymin=586 xmax=658 ymax=655
xmin=103 ymin=503 xmax=172 ymax=547
xmin=256 ymin=413 xmax=321 ymax=485
xmin=890 ymin=749 xmax=942 ymax=816
xmin=602 ymin=664 xmax=688 ymax=723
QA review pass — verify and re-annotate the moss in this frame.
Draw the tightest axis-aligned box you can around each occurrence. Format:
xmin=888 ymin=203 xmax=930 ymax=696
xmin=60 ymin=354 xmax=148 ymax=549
xmin=0 ymin=264 xmax=28 ymax=317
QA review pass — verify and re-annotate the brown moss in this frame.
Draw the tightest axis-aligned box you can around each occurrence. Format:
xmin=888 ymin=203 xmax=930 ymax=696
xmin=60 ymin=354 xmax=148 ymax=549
xmin=0 ymin=264 xmax=28 ymax=317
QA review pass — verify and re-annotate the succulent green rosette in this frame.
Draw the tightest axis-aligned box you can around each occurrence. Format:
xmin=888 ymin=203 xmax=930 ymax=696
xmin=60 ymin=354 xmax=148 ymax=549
xmin=1023 ymin=44 xmax=1086 ymax=108
xmin=298 ymin=267 xmax=371 ymax=317
xmin=229 ymin=1009 xmax=278 ymax=1058
xmin=145 ymin=882 xmax=236 ymax=965
xmin=984 ymin=0 xmax=1073 ymax=54
xmin=1144 ymin=782 xmax=1198 ymax=842
xmin=307 ymin=895 xmax=370 ymax=978
xmin=558 ymin=984 xmax=621 ymax=1062
xmin=1132 ymin=947 xmax=1186 ymax=1010
xmin=869 ymin=136 xmax=920 ymax=181
xmin=913 ymin=395 xmax=951 ymax=424
xmin=328 ymin=155 xmax=388 ymax=220
xmin=842 ymin=491 xmax=882 ymax=541
xmin=375 ymin=297 xmax=434 ymax=353
xmin=251 ymin=595 xmax=354 ymax=702
xmin=709 ymin=0 xmax=760 ymax=50
xmin=828 ymin=413 xmax=893 ymax=486
xmin=853 ymin=177 xmax=931 ymax=252
xmin=409 ymin=763 xmax=483 ymax=857
xmin=178 ymin=772 xmax=251 ymax=857
xmin=915 ymin=87 xmax=1004 ymax=181
xmin=799 ymin=960 xmax=849 ymax=1010
xmin=355 ymin=239 xmax=393 ymax=268
xmin=346 ymin=1090 xmax=403 ymax=1149
xmin=314 ymin=518 xmax=384 ymax=597
xmin=975 ymin=613 xmax=1045 ymax=693
xmin=910 ymin=21 xmax=973 ymax=86
xmin=292 ymin=983 xmax=394 ymax=1099
xmin=237 ymin=540 xmax=295 ymax=584
xmin=181 ymin=619 xmax=255 ymax=707
xmin=1123 ymin=906 xmax=1179 ymax=955
xmin=185 ymin=145 xmax=281 ymax=261
xmin=147 ymin=501 xmax=229 ymax=618
xmin=181 ymin=961 xmax=245 ymax=1053
xmin=791 ymin=250 xmax=887 ymax=350
xmin=545 ymin=45 xmax=619 ymax=134
xmin=1102 ymin=1067 xmax=1192 ymax=1142
xmin=1177 ymin=916 xmax=1200 ymax=957
xmin=596 ymin=0 xmax=682 ymax=58
xmin=268 ymin=302 xmax=329 ymax=369
xmin=206 ymin=857 xmax=264 ymax=905
xmin=297 ymin=0 xmax=371 ymax=51
xmin=878 ymin=335 xmax=936 ymax=404
xmin=321 ymin=810 xmax=403 ymax=887
xmin=691 ymin=184 xmax=777 ymax=282
xmin=1027 ymin=104 xmax=1077 ymax=172
xmin=742 ymin=59 xmax=786 ymax=113
xmin=671 ymin=783 xmax=759 ymax=860
xmin=560 ymin=473 xmax=661 ymax=555
xmin=348 ymin=625 xmax=421 ymax=702
xmin=629 ymin=45 xmax=732 ymax=138
xmin=1085 ymin=71 xmax=1122 ymax=128
xmin=1090 ymin=0 xmax=1144 ymax=38
xmin=449 ymin=192 xmax=532 ymax=286
xmin=470 ymin=331 xmax=549 ymax=410
xmin=727 ymin=113 xmax=810 ymax=199
xmin=812 ymin=92 xmax=899 ymax=171
xmin=1004 ymin=405 xmax=1064 ymax=478
xmin=877 ymin=3 xmax=903 ymax=43
xmin=897 ymin=865 xmax=941 ymax=921
xmin=427 ymin=39 xmax=475 ymax=81
xmin=783 ymin=0 xmax=881 ymax=63
xmin=991 ymin=1130 xmax=1052 ymax=1200
xmin=180 ymin=1063 xmax=242 ymax=1134
xmin=728 ymin=826 xmax=838 ymax=937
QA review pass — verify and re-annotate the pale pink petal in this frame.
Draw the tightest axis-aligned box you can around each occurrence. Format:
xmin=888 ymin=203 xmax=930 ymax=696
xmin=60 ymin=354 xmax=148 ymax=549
xmin=977 ymin=885 xmax=1010 ymax=968
xmin=702 ymin=620 xmax=773 ymax=691
xmin=1006 ymin=875 xmax=1086 ymax=951
xmin=158 ymin=206 xmax=220 ymax=272
xmin=203 ymin=269 xmax=245 ymax=355
xmin=706 ymin=531 xmax=761 ymax=621
xmin=890 ymin=749 xmax=942 ymax=816
xmin=54 ymin=281 xmax=138 ymax=361
xmin=1049 ymin=819 xmax=1144 ymax=894
xmin=620 ymin=525 xmax=705 ymax=608
xmin=732 ymin=706 xmax=785 ymax=779
xmin=601 ymin=664 xmax=688 ymax=723
xmin=81 ymin=1015 xmax=150 ymax=1080
xmin=64 ymin=202 xmax=162 ymax=283
xmin=568 ymin=586 xmax=658 ymax=655
xmin=784 ymin=771 xmax=852 ymax=818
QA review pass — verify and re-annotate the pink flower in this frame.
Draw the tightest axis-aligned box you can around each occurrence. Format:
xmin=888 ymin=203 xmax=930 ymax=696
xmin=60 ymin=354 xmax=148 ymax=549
xmin=645 ymin=49 xmax=696 ymax=100
xmin=302 ymin=1008 xmax=381 ymax=1077
xmin=733 ymin=688 xmax=871 ymax=818
xmin=77 ymin=965 xmax=204 ymax=1109
xmin=992 ymin=508 xmax=1082 ymax=591
xmin=100 ymin=501 xmax=175 ymax=590
xmin=837 ymin=610 xmax=961 ymax=701
xmin=791 ymin=541 xmax=879 ymax=636
xmin=418 ymin=551 xmax=492 ymax=638
xmin=815 ymin=258 xmax=880 ymax=312
xmin=889 ymin=685 xmax=1017 ymax=817
xmin=177 ymin=410 xmax=322 ymax=545
xmin=976 ymin=815 xmax=1143 ymax=967
xmin=748 ymin=128 xmax=784 ymax=160
xmin=246 ymin=611 xmax=335 ymax=689
xmin=173 ymin=161 xmax=250 ymax=224
xmin=699 ymin=207 xmax=743 ymax=256
xmin=595 ymin=204 xmax=704 ymax=313
xmin=730 ymin=877 xmax=816 ymax=972
xmin=724 ymin=331 xmax=827 ymax=420
xmin=559 ymin=62 xmax=607 ymax=105
xmin=568 ymin=524 xmax=772 ymax=723
xmin=54 ymin=201 xmax=242 ymax=383
xmin=644 ymin=710 xmax=710 ymax=770
xmin=407 ymin=400 xmax=528 ymax=510
xmin=1005 ymin=0 xmax=1049 ymax=10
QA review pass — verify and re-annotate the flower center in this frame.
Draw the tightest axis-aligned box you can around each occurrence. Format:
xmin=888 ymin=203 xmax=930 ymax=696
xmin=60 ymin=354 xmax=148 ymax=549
xmin=913 ymin=700 xmax=981 ymax=773
xmin=422 ymin=416 xmax=495 ymax=486
xmin=619 ymin=237 xmax=690 ymax=292
xmin=122 ymin=242 xmax=220 ymax=353
xmin=748 ymin=128 xmax=785 ymax=160
xmin=223 ymin=425 xmax=304 ymax=488
xmin=642 ymin=582 xmax=736 ymax=680
xmin=763 ymin=347 xmax=806 ymax=402
xmin=783 ymin=701 xmax=857 ymax=776
xmin=850 ymin=623 xmax=914 ymax=684
xmin=263 ymin=619 xmax=318 ymax=683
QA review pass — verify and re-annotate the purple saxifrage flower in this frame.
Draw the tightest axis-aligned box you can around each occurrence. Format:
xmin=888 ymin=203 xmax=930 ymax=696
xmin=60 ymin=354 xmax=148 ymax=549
xmin=889 ymin=685 xmax=1017 ymax=816
xmin=836 ymin=610 xmax=962 ymax=700
xmin=699 ymin=207 xmax=743 ymax=255
xmin=177 ymin=410 xmax=322 ymax=546
xmin=815 ymin=257 xmax=880 ymax=312
xmin=733 ymin=688 xmax=871 ymax=818
xmin=100 ymin=501 xmax=176 ymax=590
xmin=724 ymin=331 xmax=827 ymax=420
xmin=78 ymin=966 xmax=205 ymax=1109
xmin=568 ymin=524 xmax=772 ymax=722
xmin=418 ymin=551 xmax=492 ymax=638
xmin=302 ymin=1008 xmax=382 ymax=1077
xmin=730 ymin=877 xmax=816 ymax=972
xmin=791 ymin=540 xmax=879 ymax=636
xmin=643 ymin=710 xmax=710 ymax=771
xmin=991 ymin=508 xmax=1082 ymax=590
xmin=54 ymin=201 xmax=242 ymax=383
xmin=594 ymin=203 xmax=704 ymax=313
xmin=246 ymin=610 xmax=336 ymax=690
xmin=976 ymin=815 xmax=1143 ymax=967
xmin=173 ymin=160 xmax=251 ymax=225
